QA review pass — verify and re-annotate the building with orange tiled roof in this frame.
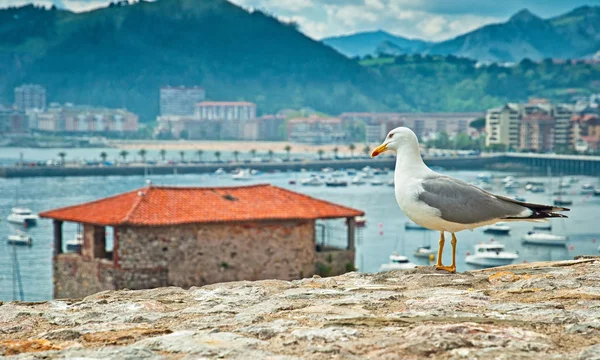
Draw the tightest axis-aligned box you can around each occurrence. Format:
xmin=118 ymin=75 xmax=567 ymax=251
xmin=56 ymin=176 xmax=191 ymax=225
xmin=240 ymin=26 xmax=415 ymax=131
xmin=40 ymin=184 xmax=364 ymax=299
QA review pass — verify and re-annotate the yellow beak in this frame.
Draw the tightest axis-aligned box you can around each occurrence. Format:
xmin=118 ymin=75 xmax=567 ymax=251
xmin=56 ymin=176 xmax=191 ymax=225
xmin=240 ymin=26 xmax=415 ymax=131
xmin=371 ymin=143 xmax=388 ymax=158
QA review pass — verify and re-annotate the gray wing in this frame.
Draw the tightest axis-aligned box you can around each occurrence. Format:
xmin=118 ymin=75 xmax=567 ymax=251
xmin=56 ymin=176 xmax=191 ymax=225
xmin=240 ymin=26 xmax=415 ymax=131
xmin=418 ymin=176 xmax=528 ymax=224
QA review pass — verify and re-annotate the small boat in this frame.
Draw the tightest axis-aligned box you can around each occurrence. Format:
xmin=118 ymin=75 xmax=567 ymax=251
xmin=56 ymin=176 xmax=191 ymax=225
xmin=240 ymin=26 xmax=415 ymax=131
xmin=568 ymin=177 xmax=579 ymax=184
xmin=373 ymin=168 xmax=387 ymax=175
xmin=65 ymin=233 xmax=83 ymax=252
xmin=370 ymin=179 xmax=384 ymax=186
xmin=465 ymin=243 xmax=519 ymax=267
xmin=346 ymin=169 xmax=357 ymax=176
xmin=354 ymin=216 xmax=366 ymax=227
xmin=594 ymin=189 xmax=600 ymax=197
xmin=476 ymin=173 xmax=492 ymax=183
xmin=300 ymin=176 xmax=324 ymax=186
xmin=525 ymin=181 xmax=545 ymax=188
xmin=514 ymin=196 xmax=527 ymax=202
xmin=214 ymin=168 xmax=225 ymax=175
xmin=581 ymin=184 xmax=595 ymax=195
xmin=553 ymin=198 xmax=573 ymax=206
xmin=522 ymin=231 xmax=567 ymax=246
xmin=533 ymin=223 xmax=552 ymax=231
xmin=501 ymin=176 xmax=515 ymax=184
xmin=325 ymin=178 xmax=348 ymax=187
xmin=404 ymin=221 xmax=430 ymax=231
xmin=331 ymin=170 xmax=345 ymax=178
xmin=504 ymin=182 xmax=519 ymax=190
xmin=482 ymin=222 xmax=511 ymax=235
xmin=288 ymin=180 xmax=296 ymax=185
xmin=529 ymin=186 xmax=545 ymax=193
xmin=232 ymin=169 xmax=252 ymax=181
xmin=7 ymin=207 xmax=39 ymax=227
xmin=413 ymin=246 xmax=436 ymax=258
xmin=379 ymin=253 xmax=417 ymax=272
xmin=250 ymin=169 xmax=260 ymax=175
xmin=7 ymin=231 xmax=32 ymax=246
xmin=387 ymin=179 xmax=394 ymax=187
xmin=321 ymin=167 xmax=334 ymax=173
xmin=350 ymin=176 xmax=366 ymax=185
xmin=552 ymin=190 xmax=567 ymax=196
xmin=558 ymin=181 xmax=571 ymax=189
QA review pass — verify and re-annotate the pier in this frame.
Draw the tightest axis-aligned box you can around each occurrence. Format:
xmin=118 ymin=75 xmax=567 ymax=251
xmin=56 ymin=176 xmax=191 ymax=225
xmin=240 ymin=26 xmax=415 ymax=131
xmin=0 ymin=156 xmax=496 ymax=178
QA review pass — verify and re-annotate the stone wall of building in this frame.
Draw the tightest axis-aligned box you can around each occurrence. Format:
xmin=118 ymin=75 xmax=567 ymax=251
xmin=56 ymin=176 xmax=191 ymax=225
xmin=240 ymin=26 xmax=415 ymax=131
xmin=53 ymin=254 xmax=115 ymax=299
xmin=116 ymin=220 xmax=317 ymax=289
xmin=315 ymin=247 xmax=356 ymax=277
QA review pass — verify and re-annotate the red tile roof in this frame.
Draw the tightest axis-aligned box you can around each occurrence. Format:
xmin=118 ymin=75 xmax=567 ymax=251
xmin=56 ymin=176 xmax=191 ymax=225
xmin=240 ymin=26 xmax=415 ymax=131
xmin=39 ymin=184 xmax=364 ymax=226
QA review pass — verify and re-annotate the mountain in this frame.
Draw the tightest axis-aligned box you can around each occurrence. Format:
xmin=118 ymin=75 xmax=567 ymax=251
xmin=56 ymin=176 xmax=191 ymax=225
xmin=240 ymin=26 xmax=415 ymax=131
xmin=322 ymin=30 xmax=430 ymax=58
xmin=427 ymin=7 xmax=600 ymax=62
xmin=322 ymin=6 xmax=600 ymax=63
xmin=0 ymin=0 xmax=396 ymax=120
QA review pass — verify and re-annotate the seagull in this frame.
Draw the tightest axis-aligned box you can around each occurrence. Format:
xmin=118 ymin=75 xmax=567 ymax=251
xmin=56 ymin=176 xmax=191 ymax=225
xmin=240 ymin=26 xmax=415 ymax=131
xmin=371 ymin=127 xmax=569 ymax=273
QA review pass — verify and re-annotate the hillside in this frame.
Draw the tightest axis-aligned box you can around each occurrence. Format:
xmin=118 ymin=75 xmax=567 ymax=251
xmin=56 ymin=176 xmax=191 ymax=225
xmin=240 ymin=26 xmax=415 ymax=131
xmin=0 ymin=1 xmax=599 ymax=121
xmin=0 ymin=0 xmax=396 ymax=120
xmin=322 ymin=30 xmax=430 ymax=58
xmin=324 ymin=6 xmax=600 ymax=62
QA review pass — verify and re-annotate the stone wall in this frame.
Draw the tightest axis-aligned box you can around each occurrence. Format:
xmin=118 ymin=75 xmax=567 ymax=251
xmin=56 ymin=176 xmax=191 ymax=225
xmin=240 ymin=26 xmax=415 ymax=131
xmin=116 ymin=220 xmax=317 ymax=289
xmin=53 ymin=254 xmax=115 ymax=299
xmin=315 ymin=247 xmax=355 ymax=277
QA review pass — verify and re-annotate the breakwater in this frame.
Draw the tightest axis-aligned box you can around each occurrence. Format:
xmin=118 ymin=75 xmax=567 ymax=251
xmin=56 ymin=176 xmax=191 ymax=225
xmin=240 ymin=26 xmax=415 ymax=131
xmin=0 ymin=156 xmax=496 ymax=178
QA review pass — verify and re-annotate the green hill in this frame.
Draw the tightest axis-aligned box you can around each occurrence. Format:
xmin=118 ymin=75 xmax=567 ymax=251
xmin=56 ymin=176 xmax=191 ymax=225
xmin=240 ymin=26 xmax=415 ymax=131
xmin=0 ymin=1 xmax=598 ymax=121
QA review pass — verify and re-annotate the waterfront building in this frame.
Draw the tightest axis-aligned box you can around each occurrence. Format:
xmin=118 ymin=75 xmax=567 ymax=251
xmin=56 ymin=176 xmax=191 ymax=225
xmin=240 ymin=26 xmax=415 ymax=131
xmin=195 ymin=101 xmax=256 ymax=121
xmin=160 ymin=86 xmax=205 ymax=116
xmin=40 ymin=184 xmax=363 ymax=299
xmin=28 ymin=104 xmax=138 ymax=134
xmin=14 ymin=84 xmax=46 ymax=111
xmin=0 ymin=106 xmax=28 ymax=134
xmin=341 ymin=112 xmax=480 ymax=142
xmin=287 ymin=116 xmax=347 ymax=144
xmin=486 ymin=100 xmax=575 ymax=152
xmin=242 ymin=114 xmax=285 ymax=141
xmin=572 ymin=107 xmax=600 ymax=152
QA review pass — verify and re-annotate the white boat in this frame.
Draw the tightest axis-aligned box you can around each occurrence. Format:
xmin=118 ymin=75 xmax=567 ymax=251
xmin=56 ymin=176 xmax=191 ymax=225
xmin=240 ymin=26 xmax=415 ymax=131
xmin=331 ymin=170 xmax=345 ymax=178
xmin=370 ymin=179 xmax=384 ymax=186
xmin=504 ymin=181 xmax=519 ymax=190
xmin=476 ymin=172 xmax=492 ymax=183
xmin=413 ymin=246 xmax=436 ymax=258
xmin=379 ymin=253 xmax=417 ymax=272
xmin=65 ymin=233 xmax=83 ymax=252
xmin=581 ymin=184 xmax=595 ymax=194
xmin=404 ymin=221 xmax=430 ymax=231
xmin=350 ymin=176 xmax=366 ymax=185
xmin=300 ymin=176 xmax=324 ymax=186
xmin=501 ymin=176 xmax=515 ymax=184
xmin=214 ymin=168 xmax=225 ymax=175
xmin=482 ymin=222 xmax=511 ymax=235
xmin=7 ymin=231 xmax=32 ymax=246
xmin=354 ymin=216 xmax=366 ymax=227
xmin=465 ymin=243 xmax=519 ymax=267
xmin=321 ymin=167 xmax=334 ymax=173
xmin=558 ymin=181 xmax=571 ymax=189
xmin=522 ymin=231 xmax=567 ymax=246
xmin=568 ymin=177 xmax=580 ymax=184
xmin=529 ymin=186 xmax=545 ymax=193
xmin=7 ymin=207 xmax=39 ymax=226
xmin=232 ymin=169 xmax=252 ymax=181
xmin=387 ymin=179 xmax=394 ymax=187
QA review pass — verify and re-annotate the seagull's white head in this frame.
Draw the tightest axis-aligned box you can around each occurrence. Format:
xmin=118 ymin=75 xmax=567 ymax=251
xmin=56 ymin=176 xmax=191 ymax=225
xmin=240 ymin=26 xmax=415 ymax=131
xmin=371 ymin=127 xmax=419 ymax=158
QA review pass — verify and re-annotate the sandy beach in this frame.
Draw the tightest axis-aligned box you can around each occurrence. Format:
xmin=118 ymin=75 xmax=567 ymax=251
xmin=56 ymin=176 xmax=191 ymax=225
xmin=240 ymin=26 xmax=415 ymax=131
xmin=110 ymin=140 xmax=375 ymax=156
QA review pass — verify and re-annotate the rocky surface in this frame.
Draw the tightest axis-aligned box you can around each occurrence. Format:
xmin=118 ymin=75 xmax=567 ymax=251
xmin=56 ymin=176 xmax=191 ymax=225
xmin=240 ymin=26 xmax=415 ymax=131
xmin=2 ymin=258 xmax=600 ymax=359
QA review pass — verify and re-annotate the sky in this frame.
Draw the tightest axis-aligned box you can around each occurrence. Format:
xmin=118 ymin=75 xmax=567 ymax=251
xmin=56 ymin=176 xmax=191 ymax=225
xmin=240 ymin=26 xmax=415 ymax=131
xmin=2 ymin=0 xmax=599 ymax=41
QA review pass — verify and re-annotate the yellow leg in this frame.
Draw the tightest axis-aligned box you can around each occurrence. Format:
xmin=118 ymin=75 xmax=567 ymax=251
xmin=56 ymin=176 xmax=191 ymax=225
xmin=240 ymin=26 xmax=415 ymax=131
xmin=436 ymin=232 xmax=457 ymax=273
xmin=435 ymin=232 xmax=445 ymax=268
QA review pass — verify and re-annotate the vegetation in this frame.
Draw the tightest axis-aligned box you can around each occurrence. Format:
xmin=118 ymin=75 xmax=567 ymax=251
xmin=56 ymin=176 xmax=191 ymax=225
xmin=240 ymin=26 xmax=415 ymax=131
xmin=119 ymin=150 xmax=129 ymax=161
xmin=233 ymin=150 xmax=240 ymax=162
xmin=159 ymin=149 xmax=166 ymax=161
xmin=138 ymin=148 xmax=147 ymax=162
xmin=215 ymin=151 xmax=221 ymax=162
xmin=99 ymin=151 xmax=108 ymax=162
xmin=317 ymin=149 xmax=324 ymax=160
xmin=267 ymin=149 xmax=274 ymax=160
xmin=179 ymin=151 xmax=185 ymax=162
xmin=284 ymin=145 xmax=292 ymax=160
xmin=348 ymin=144 xmax=356 ymax=158
xmin=196 ymin=149 xmax=203 ymax=162
xmin=332 ymin=147 xmax=339 ymax=158
xmin=58 ymin=151 xmax=66 ymax=165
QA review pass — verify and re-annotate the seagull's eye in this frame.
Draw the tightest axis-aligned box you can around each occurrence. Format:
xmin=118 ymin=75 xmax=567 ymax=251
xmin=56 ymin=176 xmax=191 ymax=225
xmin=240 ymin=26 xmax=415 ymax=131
xmin=388 ymin=134 xmax=394 ymax=139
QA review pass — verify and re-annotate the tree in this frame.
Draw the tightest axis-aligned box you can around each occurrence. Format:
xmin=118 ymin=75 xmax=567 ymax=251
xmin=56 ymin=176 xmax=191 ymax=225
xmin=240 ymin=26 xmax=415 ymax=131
xmin=363 ymin=145 xmax=370 ymax=156
xmin=138 ymin=148 xmax=147 ymax=163
xmin=317 ymin=149 xmax=324 ymax=160
xmin=100 ymin=151 xmax=108 ymax=162
xmin=58 ymin=152 xmax=66 ymax=165
xmin=196 ymin=149 xmax=203 ymax=162
xmin=348 ymin=144 xmax=355 ymax=158
xmin=159 ymin=149 xmax=166 ymax=161
xmin=284 ymin=145 xmax=292 ymax=160
xmin=119 ymin=150 xmax=129 ymax=162
xmin=469 ymin=117 xmax=485 ymax=131
xmin=333 ymin=147 xmax=339 ymax=159
xmin=250 ymin=149 xmax=257 ymax=158
xmin=233 ymin=150 xmax=240 ymax=162
xmin=268 ymin=149 xmax=274 ymax=161
xmin=179 ymin=151 xmax=185 ymax=162
xmin=215 ymin=151 xmax=222 ymax=162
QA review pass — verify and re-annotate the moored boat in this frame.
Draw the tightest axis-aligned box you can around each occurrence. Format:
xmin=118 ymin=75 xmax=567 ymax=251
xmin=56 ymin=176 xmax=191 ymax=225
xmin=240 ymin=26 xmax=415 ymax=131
xmin=465 ymin=243 xmax=519 ymax=267
xmin=7 ymin=207 xmax=39 ymax=227
xmin=325 ymin=178 xmax=348 ymax=187
xmin=7 ymin=231 xmax=32 ymax=246
xmin=522 ymin=231 xmax=567 ymax=246
xmin=413 ymin=246 xmax=436 ymax=258
xmin=379 ymin=253 xmax=417 ymax=272
xmin=65 ymin=233 xmax=83 ymax=252
xmin=482 ymin=222 xmax=511 ymax=235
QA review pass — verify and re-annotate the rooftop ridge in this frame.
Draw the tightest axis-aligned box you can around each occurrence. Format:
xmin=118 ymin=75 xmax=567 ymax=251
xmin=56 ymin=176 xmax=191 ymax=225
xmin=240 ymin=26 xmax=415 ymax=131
xmin=39 ymin=188 xmax=139 ymax=220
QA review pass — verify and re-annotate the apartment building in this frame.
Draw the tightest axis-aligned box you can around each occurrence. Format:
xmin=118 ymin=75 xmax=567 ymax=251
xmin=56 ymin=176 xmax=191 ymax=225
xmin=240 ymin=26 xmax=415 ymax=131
xmin=0 ymin=107 xmax=28 ymax=133
xmin=29 ymin=105 xmax=138 ymax=134
xmin=242 ymin=115 xmax=285 ymax=141
xmin=486 ymin=100 xmax=574 ymax=152
xmin=287 ymin=116 xmax=347 ymax=144
xmin=14 ymin=84 xmax=46 ymax=111
xmin=160 ymin=86 xmax=205 ymax=116
xmin=571 ymin=106 xmax=600 ymax=151
xmin=195 ymin=101 xmax=256 ymax=121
